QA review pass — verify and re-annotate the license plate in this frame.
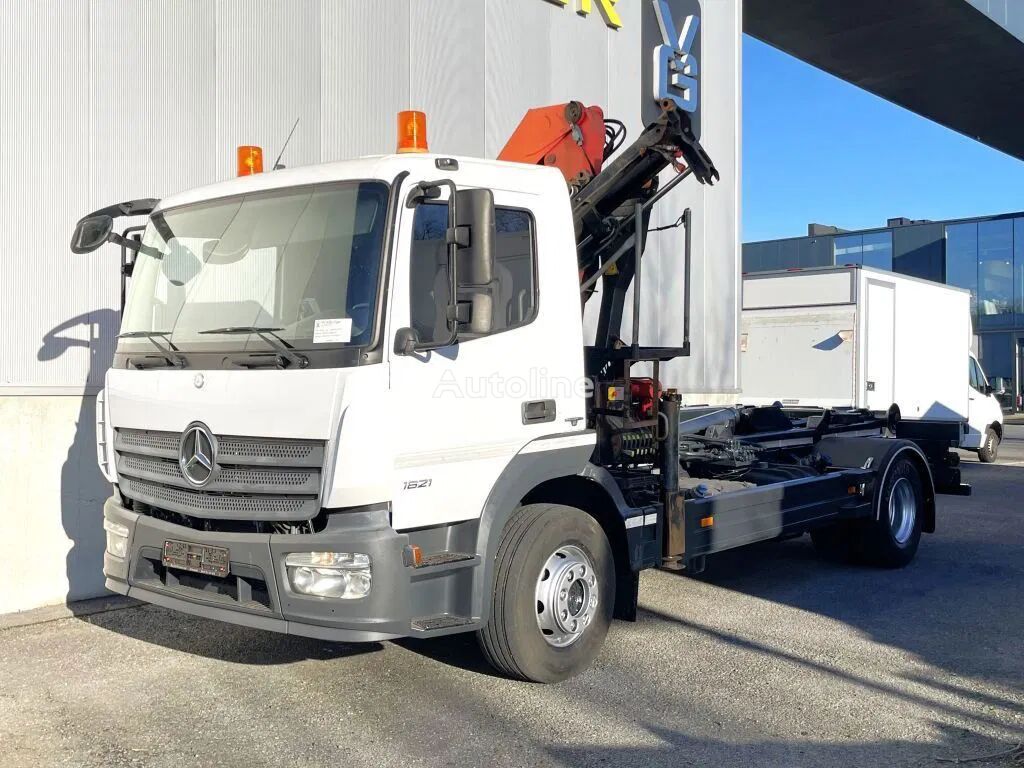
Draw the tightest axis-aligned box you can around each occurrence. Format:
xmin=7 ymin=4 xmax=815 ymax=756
xmin=162 ymin=540 xmax=230 ymax=578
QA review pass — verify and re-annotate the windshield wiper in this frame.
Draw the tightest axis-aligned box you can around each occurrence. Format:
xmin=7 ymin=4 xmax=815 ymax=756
xmin=199 ymin=327 xmax=309 ymax=369
xmin=118 ymin=331 xmax=188 ymax=368
xmin=127 ymin=356 xmax=181 ymax=370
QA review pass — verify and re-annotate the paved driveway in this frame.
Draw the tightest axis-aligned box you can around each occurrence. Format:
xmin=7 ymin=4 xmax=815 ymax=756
xmin=2 ymin=438 xmax=1022 ymax=767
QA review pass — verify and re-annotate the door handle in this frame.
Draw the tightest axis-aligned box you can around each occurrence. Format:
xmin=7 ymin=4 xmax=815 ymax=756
xmin=522 ymin=399 xmax=556 ymax=425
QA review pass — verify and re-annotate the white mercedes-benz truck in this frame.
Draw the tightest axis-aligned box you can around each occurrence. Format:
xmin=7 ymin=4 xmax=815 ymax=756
xmin=72 ymin=104 xmax=968 ymax=683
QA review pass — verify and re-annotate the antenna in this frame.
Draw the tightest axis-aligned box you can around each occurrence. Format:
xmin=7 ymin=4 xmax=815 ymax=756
xmin=272 ymin=117 xmax=300 ymax=170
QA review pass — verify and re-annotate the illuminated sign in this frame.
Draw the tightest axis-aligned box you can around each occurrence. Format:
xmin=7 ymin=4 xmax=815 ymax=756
xmin=653 ymin=0 xmax=699 ymax=114
xmin=541 ymin=0 xmax=703 ymax=133
xmin=543 ymin=0 xmax=622 ymax=30
xmin=641 ymin=0 xmax=701 ymax=133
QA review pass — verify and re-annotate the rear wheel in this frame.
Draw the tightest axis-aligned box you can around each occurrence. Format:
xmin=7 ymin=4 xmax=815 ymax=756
xmin=477 ymin=503 xmax=614 ymax=683
xmin=856 ymin=456 xmax=924 ymax=568
xmin=978 ymin=428 xmax=1000 ymax=463
xmin=812 ymin=456 xmax=925 ymax=568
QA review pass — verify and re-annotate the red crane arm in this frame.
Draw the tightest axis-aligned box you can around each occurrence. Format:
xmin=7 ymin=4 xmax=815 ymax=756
xmin=497 ymin=101 xmax=608 ymax=189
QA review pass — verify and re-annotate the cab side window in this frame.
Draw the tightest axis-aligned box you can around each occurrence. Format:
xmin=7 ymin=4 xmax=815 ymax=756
xmin=969 ymin=358 xmax=986 ymax=392
xmin=972 ymin=358 xmax=989 ymax=392
xmin=409 ymin=203 xmax=537 ymax=344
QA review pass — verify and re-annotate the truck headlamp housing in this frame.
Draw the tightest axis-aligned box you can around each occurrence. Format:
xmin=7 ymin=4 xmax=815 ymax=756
xmin=285 ymin=552 xmax=371 ymax=599
xmin=103 ymin=519 xmax=130 ymax=559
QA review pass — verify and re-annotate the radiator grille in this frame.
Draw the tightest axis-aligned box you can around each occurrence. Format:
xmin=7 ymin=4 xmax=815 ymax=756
xmin=114 ymin=427 xmax=325 ymax=521
xmin=218 ymin=437 xmax=318 ymax=462
xmin=116 ymin=454 xmax=320 ymax=495
xmin=121 ymin=478 xmax=316 ymax=518
xmin=114 ymin=428 xmax=324 ymax=466
xmin=118 ymin=429 xmax=179 ymax=454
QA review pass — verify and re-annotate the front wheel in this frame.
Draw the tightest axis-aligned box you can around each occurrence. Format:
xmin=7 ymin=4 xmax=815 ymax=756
xmin=978 ymin=428 xmax=1000 ymax=463
xmin=477 ymin=504 xmax=615 ymax=683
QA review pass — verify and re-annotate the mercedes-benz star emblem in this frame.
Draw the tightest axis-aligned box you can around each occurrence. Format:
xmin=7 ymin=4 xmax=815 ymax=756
xmin=179 ymin=422 xmax=216 ymax=487
xmin=193 ymin=373 xmax=205 ymax=389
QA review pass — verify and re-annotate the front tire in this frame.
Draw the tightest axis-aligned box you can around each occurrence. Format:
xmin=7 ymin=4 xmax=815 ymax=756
xmin=978 ymin=428 xmax=1000 ymax=463
xmin=477 ymin=504 xmax=615 ymax=683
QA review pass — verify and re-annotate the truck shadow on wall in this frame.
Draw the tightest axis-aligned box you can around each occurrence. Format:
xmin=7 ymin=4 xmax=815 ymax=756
xmin=38 ymin=309 xmax=119 ymax=612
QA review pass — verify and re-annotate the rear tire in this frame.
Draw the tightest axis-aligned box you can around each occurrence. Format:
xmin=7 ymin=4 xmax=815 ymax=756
xmin=855 ymin=456 xmax=924 ymax=568
xmin=477 ymin=503 xmax=615 ymax=683
xmin=978 ymin=428 xmax=1000 ymax=463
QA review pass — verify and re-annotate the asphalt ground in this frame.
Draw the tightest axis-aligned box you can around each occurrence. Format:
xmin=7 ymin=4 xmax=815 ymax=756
xmin=2 ymin=431 xmax=1022 ymax=767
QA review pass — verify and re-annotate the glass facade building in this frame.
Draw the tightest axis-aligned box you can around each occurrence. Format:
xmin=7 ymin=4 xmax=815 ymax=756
xmin=743 ymin=211 xmax=1024 ymax=411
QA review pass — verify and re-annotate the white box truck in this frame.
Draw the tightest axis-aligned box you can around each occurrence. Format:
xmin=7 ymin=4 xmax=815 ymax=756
xmin=741 ymin=266 xmax=1005 ymax=461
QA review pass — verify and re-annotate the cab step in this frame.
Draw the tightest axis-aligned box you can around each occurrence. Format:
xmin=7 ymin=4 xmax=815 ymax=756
xmin=403 ymin=547 xmax=480 ymax=573
xmin=417 ymin=551 xmax=477 ymax=568
xmin=411 ymin=614 xmax=477 ymax=634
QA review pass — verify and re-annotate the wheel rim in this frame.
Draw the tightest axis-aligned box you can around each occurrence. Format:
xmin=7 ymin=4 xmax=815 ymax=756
xmin=535 ymin=544 xmax=599 ymax=648
xmin=888 ymin=477 xmax=917 ymax=545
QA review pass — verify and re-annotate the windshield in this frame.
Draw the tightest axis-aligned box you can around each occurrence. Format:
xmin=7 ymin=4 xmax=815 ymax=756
xmin=121 ymin=181 xmax=390 ymax=353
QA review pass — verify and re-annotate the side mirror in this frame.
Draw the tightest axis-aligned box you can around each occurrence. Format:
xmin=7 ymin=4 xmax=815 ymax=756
xmin=70 ymin=215 xmax=114 ymax=254
xmin=393 ymin=327 xmax=421 ymax=356
xmin=986 ymin=378 xmax=1007 ymax=397
xmin=453 ymin=188 xmax=496 ymax=335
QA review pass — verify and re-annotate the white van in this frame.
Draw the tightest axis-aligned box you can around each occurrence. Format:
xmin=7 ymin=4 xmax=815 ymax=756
xmin=967 ymin=354 xmax=1005 ymax=462
xmin=740 ymin=267 xmax=1005 ymax=461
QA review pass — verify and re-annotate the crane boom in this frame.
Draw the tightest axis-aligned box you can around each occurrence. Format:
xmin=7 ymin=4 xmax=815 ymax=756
xmin=500 ymin=99 xmax=718 ymax=350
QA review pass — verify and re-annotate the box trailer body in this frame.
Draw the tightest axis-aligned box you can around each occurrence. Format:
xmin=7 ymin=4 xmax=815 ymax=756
xmin=741 ymin=267 xmax=970 ymax=418
xmin=741 ymin=267 xmax=1004 ymax=456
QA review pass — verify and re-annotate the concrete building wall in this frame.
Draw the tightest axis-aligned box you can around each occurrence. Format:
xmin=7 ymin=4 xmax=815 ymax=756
xmin=0 ymin=0 xmax=741 ymax=614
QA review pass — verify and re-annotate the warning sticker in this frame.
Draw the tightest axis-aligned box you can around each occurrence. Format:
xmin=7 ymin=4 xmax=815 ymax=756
xmin=313 ymin=318 xmax=353 ymax=344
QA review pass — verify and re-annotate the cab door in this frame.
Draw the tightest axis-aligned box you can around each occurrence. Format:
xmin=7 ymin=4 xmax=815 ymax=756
xmin=386 ymin=180 xmax=582 ymax=531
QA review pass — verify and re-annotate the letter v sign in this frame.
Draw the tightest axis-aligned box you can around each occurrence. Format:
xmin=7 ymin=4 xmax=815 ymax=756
xmin=653 ymin=0 xmax=700 ymax=113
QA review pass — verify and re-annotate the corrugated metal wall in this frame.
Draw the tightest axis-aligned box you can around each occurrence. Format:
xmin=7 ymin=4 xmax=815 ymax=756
xmin=0 ymin=0 xmax=740 ymax=613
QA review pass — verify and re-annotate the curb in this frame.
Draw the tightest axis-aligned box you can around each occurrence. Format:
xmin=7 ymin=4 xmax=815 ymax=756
xmin=0 ymin=595 xmax=141 ymax=631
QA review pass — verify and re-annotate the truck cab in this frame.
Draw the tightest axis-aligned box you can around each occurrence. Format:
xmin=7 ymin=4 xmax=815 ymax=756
xmin=967 ymin=354 xmax=1004 ymax=462
xmin=87 ymin=153 xmax=603 ymax=647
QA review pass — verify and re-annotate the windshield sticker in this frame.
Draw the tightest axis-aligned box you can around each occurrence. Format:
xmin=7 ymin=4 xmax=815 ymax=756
xmin=313 ymin=318 xmax=353 ymax=344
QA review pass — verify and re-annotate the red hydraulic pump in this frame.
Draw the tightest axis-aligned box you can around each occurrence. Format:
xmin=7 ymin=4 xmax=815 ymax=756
xmin=498 ymin=101 xmax=613 ymax=191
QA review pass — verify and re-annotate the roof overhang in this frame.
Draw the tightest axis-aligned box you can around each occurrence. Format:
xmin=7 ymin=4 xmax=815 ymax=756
xmin=745 ymin=0 xmax=1024 ymax=161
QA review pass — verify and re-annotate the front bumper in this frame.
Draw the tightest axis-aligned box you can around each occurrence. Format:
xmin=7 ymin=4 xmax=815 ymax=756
xmin=103 ymin=496 xmax=435 ymax=642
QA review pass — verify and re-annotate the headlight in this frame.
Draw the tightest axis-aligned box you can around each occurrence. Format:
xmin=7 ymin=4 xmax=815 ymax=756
xmin=285 ymin=552 xmax=371 ymax=599
xmin=103 ymin=519 xmax=129 ymax=559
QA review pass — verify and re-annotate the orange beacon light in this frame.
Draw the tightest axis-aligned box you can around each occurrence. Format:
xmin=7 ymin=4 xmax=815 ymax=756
xmin=397 ymin=111 xmax=429 ymax=154
xmin=237 ymin=145 xmax=264 ymax=176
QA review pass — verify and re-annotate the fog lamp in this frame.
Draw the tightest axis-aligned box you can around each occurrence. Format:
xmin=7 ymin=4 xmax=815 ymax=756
xmin=285 ymin=552 xmax=371 ymax=599
xmin=104 ymin=519 xmax=129 ymax=559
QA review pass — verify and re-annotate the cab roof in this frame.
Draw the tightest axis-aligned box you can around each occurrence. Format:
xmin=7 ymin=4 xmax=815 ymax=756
xmin=154 ymin=154 xmax=564 ymax=213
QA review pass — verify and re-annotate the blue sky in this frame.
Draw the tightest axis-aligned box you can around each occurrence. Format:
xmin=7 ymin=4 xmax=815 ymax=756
xmin=743 ymin=36 xmax=1024 ymax=243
